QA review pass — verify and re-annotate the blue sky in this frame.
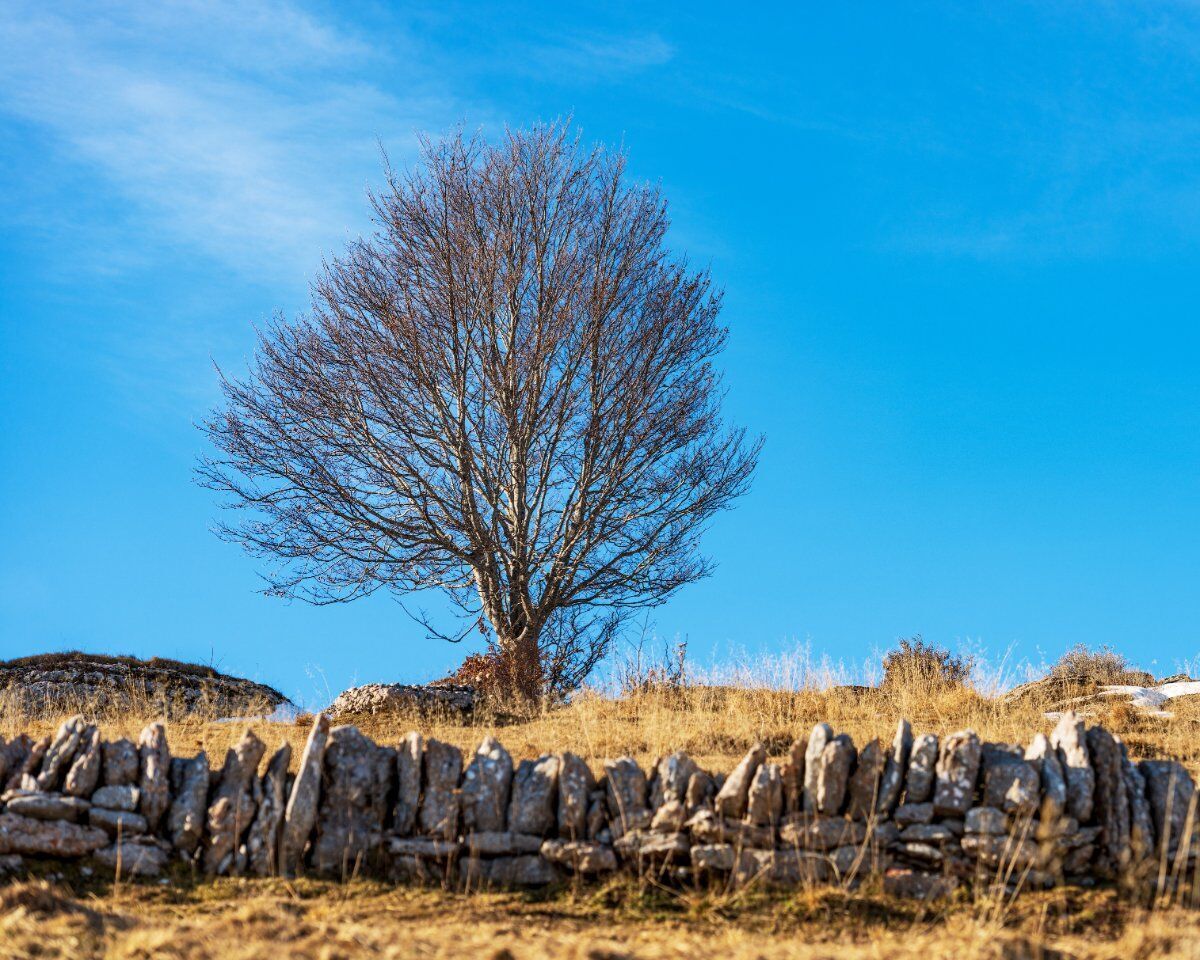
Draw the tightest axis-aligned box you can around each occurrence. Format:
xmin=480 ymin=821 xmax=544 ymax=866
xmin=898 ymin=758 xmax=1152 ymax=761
xmin=2 ymin=1 xmax=1198 ymax=706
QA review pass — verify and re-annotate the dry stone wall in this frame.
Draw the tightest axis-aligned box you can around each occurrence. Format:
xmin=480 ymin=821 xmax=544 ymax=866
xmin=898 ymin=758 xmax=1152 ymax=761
xmin=0 ymin=711 xmax=1197 ymax=898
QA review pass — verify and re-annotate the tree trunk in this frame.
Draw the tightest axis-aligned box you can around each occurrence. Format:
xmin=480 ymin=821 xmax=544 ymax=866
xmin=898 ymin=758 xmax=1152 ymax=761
xmin=496 ymin=629 xmax=543 ymax=703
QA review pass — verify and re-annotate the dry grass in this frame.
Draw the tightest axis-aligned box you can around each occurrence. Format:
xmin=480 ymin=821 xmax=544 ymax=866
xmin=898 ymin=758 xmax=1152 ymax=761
xmin=5 ymin=652 xmax=1200 ymax=958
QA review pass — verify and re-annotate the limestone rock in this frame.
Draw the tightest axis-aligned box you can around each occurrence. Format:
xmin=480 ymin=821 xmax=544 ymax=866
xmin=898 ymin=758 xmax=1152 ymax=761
xmin=461 ymin=737 xmax=513 ymax=833
xmin=686 ymin=770 xmax=716 ymax=810
xmin=904 ymin=734 xmax=939 ymax=803
xmin=508 ymin=754 xmax=558 ymax=837
xmin=746 ymin=762 xmax=783 ymax=826
xmin=328 ymin=682 xmax=476 ymax=720
xmin=103 ymin=739 xmax=139 ymax=787
xmin=613 ymin=829 xmax=690 ymax=863
xmin=932 ymin=730 xmax=981 ymax=817
xmin=690 ymin=842 xmax=736 ymax=872
xmin=1025 ymin=734 xmax=1067 ymax=827
xmin=1051 ymin=711 xmax=1094 ymax=823
xmin=650 ymin=752 xmax=698 ymax=809
xmin=93 ymin=838 xmax=170 ymax=877
xmin=650 ymin=799 xmax=688 ymax=833
xmin=0 ymin=736 xmax=31 ymax=791
xmin=846 ymin=738 xmax=886 ymax=820
xmin=781 ymin=737 xmax=805 ymax=814
xmin=586 ymin=790 xmax=608 ymax=841
xmin=460 ymin=853 xmax=557 ymax=887
xmin=93 ymin=784 xmax=140 ymax=812
xmin=463 ymin=831 xmax=543 ymax=856
xmin=35 ymin=716 xmax=85 ymax=792
xmin=280 ymin=714 xmax=329 ymax=874
xmin=894 ymin=802 xmax=934 ymax=826
xmin=418 ymin=738 xmax=462 ymax=840
xmin=802 ymin=723 xmax=834 ymax=813
xmin=1139 ymin=759 xmax=1194 ymax=860
xmin=779 ymin=815 xmax=866 ymax=852
xmin=686 ymin=808 xmax=774 ymax=847
xmin=965 ymin=806 xmax=1007 ymax=835
xmin=877 ymin=719 xmax=913 ymax=815
xmin=899 ymin=823 xmax=956 ymax=843
xmin=556 ymin=752 xmax=595 ymax=840
xmin=604 ymin=757 xmax=649 ymax=833
xmin=5 ymin=793 xmax=89 ymax=822
xmin=203 ymin=730 xmax=266 ymax=875
xmin=89 ymin=808 xmax=148 ymax=837
xmin=1120 ymin=743 xmax=1155 ymax=864
xmin=312 ymin=726 xmax=395 ymax=875
xmin=63 ymin=725 xmax=102 ymax=798
xmin=387 ymin=836 xmax=461 ymax=858
xmin=137 ymin=723 xmax=171 ymax=832
xmin=0 ymin=811 xmax=107 ymax=857
xmin=884 ymin=867 xmax=958 ymax=899
xmin=714 ymin=743 xmax=766 ymax=819
xmin=960 ymin=833 xmax=1040 ymax=869
xmin=540 ymin=838 xmax=617 ymax=874
xmin=1085 ymin=726 xmax=1131 ymax=875
xmin=5 ymin=736 xmax=47 ymax=792
xmin=166 ymin=753 xmax=209 ymax=855
xmin=393 ymin=731 xmax=422 ymax=837
xmin=247 ymin=742 xmax=291 ymax=876
xmin=815 ymin=735 xmax=856 ymax=815
xmin=982 ymin=759 xmax=1040 ymax=816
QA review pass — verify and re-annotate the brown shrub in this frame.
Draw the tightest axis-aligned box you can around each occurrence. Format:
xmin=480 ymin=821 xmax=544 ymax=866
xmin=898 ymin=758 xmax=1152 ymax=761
xmin=881 ymin=636 xmax=973 ymax=690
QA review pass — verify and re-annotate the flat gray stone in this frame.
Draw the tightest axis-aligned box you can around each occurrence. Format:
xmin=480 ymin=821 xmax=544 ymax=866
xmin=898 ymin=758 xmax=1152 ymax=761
xmin=541 ymin=838 xmax=618 ymax=873
xmin=904 ymin=734 xmax=938 ymax=803
xmin=6 ymin=793 xmax=89 ymax=822
xmin=393 ymin=730 xmax=422 ymax=837
xmin=1086 ymin=726 xmax=1131 ymax=876
xmin=650 ymin=752 xmax=698 ymax=809
xmin=203 ymin=729 xmax=266 ymax=875
xmin=556 ymin=752 xmax=594 ymax=840
xmin=1139 ymin=759 xmax=1194 ymax=860
xmin=894 ymin=802 xmax=934 ymax=826
xmin=93 ymin=838 xmax=169 ymax=877
xmin=746 ymin=761 xmax=783 ymax=826
xmin=779 ymin=815 xmax=866 ymax=852
xmin=508 ymin=755 xmax=558 ymax=837
xmin=312 ymin=726 xmax=394 ymax=876
xmin=1025 ymin=733 xmax=1066 ymax=826
xmin=1120 ymin=742 xmax=1155 ymax=864
xmin=604 ymin=757 xmax=648 ymax=835
xmin=0 ymin=811 xmax=107 ymax=857
xmin=461 ymin=737 xmax=513 ymax=833
xmin=418 ymin=738 xmax=462 ymax=840
xmin=166 ymin=753 xmax=209 ymax=855
xmin=89 ymin=807 xmax=149 ymax=837
xmin=802 ymin=723 xmax=834 ymax=813
xmin=463 ymin=831 xmax=543 ymax=856
xmin=102 ymin=739 xmax=139 ymax=787
xmin=247 ymin=742 xmax=291 ymax=876
xmin=877 ymin=719 xmax=912 ymax=815
xmin=92 ymin=784 xmax=140 ymax=812
xmin=281 ymin=713 xmax=329 ymax=874
xmin=63 ymin=725 xmax=102 ymax=798
xmin=932 ymin=730 xmax=981 ymax=817
xmin=460 ymin=853 xmax=558 ymax=887
xmin=1051 ymin=711 xmax=1094 ymax=823
xmin=964 ymin=806 xmax=1007 ymax=835
xmin=983 ymin=759 xmax=1040 ymax=815
xmin=846 ymin=738 xmax=886 ymax=820
xmin=815 ymin=734 xmax=856 ymax=815
xmin=714 ymin=743 xmax=765 ymax=820
xmin=137 ymin=723 xmax=171 ymax=832
xmin=35 ymin=716 xmax=85 ymax=792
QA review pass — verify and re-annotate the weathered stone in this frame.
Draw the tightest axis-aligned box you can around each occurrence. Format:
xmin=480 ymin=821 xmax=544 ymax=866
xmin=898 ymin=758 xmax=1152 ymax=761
xmin=932 ymin=730 xmax=981 ymax=817
xmin=64 ymin=725 xmax=101 ymax=798
xmin=393 ymin=730 xmax=422 ymax=836
xmin=830 ymin=843 xmax=888 ymax=878
xmin=93 ymin=784 xmax=140 ymax=812
xmin=1025 ymin=734 xmax=1067 ymax=827
xmin=0 ymin=736 xmax=31 ymax=791
xmin=34 ymin=716 xmax=85 ymax=792
xmin=1051 ymin=711 xmax=1094 ymax=823
xmin=557 ymin=752 xmax=594 ymax=840
xmin=894 ymin=841 xmax=945 ymax=866
xmin=203 ymin=730 xmax=266 ymax=875
xmin=89 ymin=807 xmax=149 ymax=837
xmin=714 ymin=743 xmax=765 ymax=819
xmin=102 ymin=739 xmax=139 ymax=787
xmin=464 ymin=831 xmax=543 ymax=856
xmin=960 ymin=833 xmax=1040 ymax=869
xmin=685 ymin=770 xmax=716 ymax=810
xmin=541 ymin=838 xmax=618 ymax=874
xmin=280 ymin=713 xmax=329 ymax=874
xmin=758 ymin=848 xmax=834 ymax=886
xmin=328 ymin=682 xmax=476 ymax=720
xmin=846 ymin=738 xmax=886 ymax=820
xmin=419 ymin=738 xmax=462 ymax=840
xmin=965 ymin=806 xmax=1007 ymax=835
xmin=746 ymin=762 xmax=783 ymax=826
xmin=779 ymin=815 xmax=866 ymax=852
xmin=1139 ymin=759 xmax=1194 ymax=860
xmin=5 ymin=793 xmax=89 ymax=822
xmin=802 ymin=723 xmax=834 ymax=813
xmin=247 ymin=742 xmax=291 ymax=877
xmin=904 ymin=733 xmax=938 ymax=803
xmin=872 ymin=820 xmax=901 ymax=846
xmin=815 ymin=735 xmax=856 ymax=815
xmin=604 ymin=757 xmax=649 ymax=833
xmin=883 ymin=867 xmax=958 ymax=900
xmin=5 ymin=737 xmax=47 ymax=792
xmin=166 ymin=753 xmax=208 ymax=855
xmin=650 ymin=752 xmax=698 ymax=810
xmin=685 ymin=808 xmax=774 ymax=847
xmin=461 ymin=737 xmax=513 ymax=833
xmin=585 ymin=789 xmax=608 ymax=841
xmin=690 ymin=842 xmax=736 ymax=871
xmin=508 ymin=755 xmax=558 ymax=837
xmin=0 ymin=811 xmax=107 ymax=856
xmin=781 ymin=737 xmax=805 ymax=814
xmin=1085 ymin=726 xmax=1131 ymax=875
xmin=894 ymin=802 xmax=934 ymax=826
xmin=877 ymin=719 xmax=913 ymax=815
xmin=0 ymin=853 xmax=22 ymax=876
xmin=650 ymin=799 xmax=687 ymax=833
xmin=312 ymin=726 xmax=394 ymax=876
xmin=1120 ymin=743 xmax=1155 ymax=864
xmin=983 ymin=759 xmax=1040 ymax=816
xmin=899 ymin=823 xmax=956 ymax=843
xmin=387 ymin=836 xmax=460 ymax=858
xmin=460 ymin=853 xmax=557 ymax=887
xmin=137 ymin=722 xmax=171 ymax=832
xmin=614 ymin=829 xmax=690 ymax=863
xmin=93 ymin=838 xmax=169 ymax=877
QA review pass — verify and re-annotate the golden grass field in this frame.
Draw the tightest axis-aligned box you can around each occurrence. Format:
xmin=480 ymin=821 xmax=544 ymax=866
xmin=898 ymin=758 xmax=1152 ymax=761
xmin=4 ymin=660 xmax=1200 ymax=959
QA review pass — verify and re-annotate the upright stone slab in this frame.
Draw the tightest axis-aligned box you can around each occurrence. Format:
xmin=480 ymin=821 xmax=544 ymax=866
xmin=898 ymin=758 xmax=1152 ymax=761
xmin=904 ymin=734 xmax=938 ymax=803
xmin=1120 ymin=742 xmax=1155 ymax=865
xmin=35 ymin=716 xmax=85 ymax=791
xmin=1085 ymin=726 xmax=1130 ymax=875
xmin=6 ymin=736 xmax=47 ymax=792
xmin=932 ymin=730 xmax=981 ymax=817
xmin=418 ymin=738 xmax=463 ymax=840
xmin=1025 ymin=733 xmax=1066 ymax=826
xmin=877 ymin=719 xmax=912 ymax=815
xmin=650 ymin=752 xmax=698 ymax=810
xmin=137 ymin=723 xmax=171 ymax=832
xmin=508 ymin=755 xmax=559 ymax=837
xmin=393 ymin=730 xmax=422 ymax=837
xmin=557 ymin=752 xmax=595 ymax=840
xmin=715 ymin=743 xmax=766 ymax=820
xmin=166 ymin=752 xmax=209 ymax=855
xmin=803 ymin=723 xmax=834 ymax=813
xmin=686 ymin=769 xmax=716 ymax=810
xmin=461 ymin=737 xmax=513 ymax=833
xmin=1139 ymin=759 xmax=1195 ymax=860
xmin=203 ymin=730 xmax=266 ymax=875
xmin=847 ymin=738 xmax=886 ymax=820
xmin=782 ymin=738 xmax=806 ymax=814
xmin=746 ymin=762 xmax=783 ymax=826
xmin=247 ymin=742 xmax=292 ymax=877
xmin=102 ymin=739 xmax=139 ymax=787
xmin=312 ymin=726 xmax=395 ymax=876
xmin=816 ymin=735 xmax=856 ymax=815
xmin=1051 ymin=711 xmax=1094 ymax=823
xmin=63 ymin=725 xmax=102 ymax=798
xmin=604 ymin=757 xmax=649 ymax=833
xmin=280 ymin=713 xmax=329 ymax=874
xmin=982 ymin=758 xmax=1040 ymax=816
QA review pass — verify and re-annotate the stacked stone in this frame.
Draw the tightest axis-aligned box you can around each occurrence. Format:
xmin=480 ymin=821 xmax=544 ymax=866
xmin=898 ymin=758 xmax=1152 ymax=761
xmin=0 ymin=710 xmax=1196 ymax=896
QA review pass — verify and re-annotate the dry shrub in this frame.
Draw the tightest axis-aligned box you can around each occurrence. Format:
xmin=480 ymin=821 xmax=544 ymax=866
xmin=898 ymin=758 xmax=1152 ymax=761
xmin=881 ymin=636 xmax=974 ymax=691
xmin=1050 ymin=644 xmax=1153 ymax=687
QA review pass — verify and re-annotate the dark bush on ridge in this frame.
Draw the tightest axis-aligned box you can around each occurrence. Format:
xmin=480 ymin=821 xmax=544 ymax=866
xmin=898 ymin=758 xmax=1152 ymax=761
xmin=881 ymin=636 xmax=973 ymax=689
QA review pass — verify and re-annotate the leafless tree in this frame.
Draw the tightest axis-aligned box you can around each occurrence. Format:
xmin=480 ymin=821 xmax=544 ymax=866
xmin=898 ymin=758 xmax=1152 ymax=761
xmin=199 ymin=122 xmax=761 ymax=701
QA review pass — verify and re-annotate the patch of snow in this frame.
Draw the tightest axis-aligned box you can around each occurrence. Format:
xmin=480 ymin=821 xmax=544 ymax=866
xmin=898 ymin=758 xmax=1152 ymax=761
xmin=215 ymin=702 xmax=301 ymax=724
xmin=1096 ymin=680 xmax=1200 ymax=718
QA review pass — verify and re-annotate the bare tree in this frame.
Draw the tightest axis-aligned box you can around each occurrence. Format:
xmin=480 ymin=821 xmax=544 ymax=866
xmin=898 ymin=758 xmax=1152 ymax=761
xmin=199 ymin=122 xmax=761 ymax=701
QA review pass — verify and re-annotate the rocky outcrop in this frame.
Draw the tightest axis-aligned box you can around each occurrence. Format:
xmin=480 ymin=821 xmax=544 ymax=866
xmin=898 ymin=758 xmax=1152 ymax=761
xmin=327 ymin=683 xmax=476 ymax=720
